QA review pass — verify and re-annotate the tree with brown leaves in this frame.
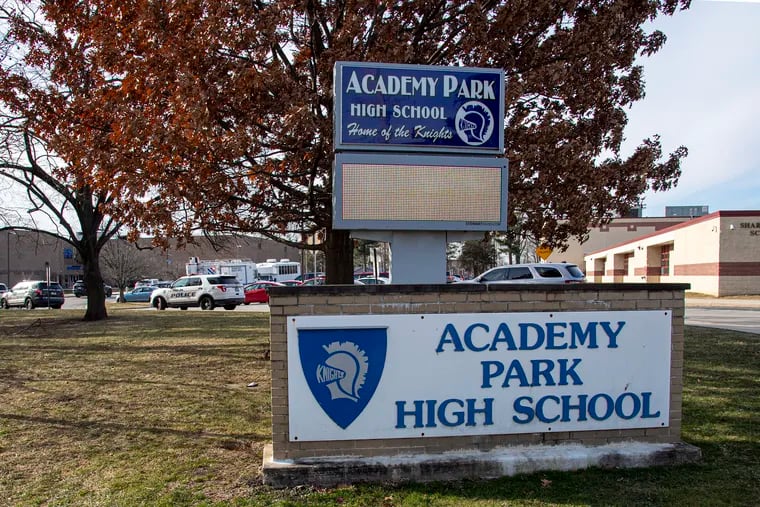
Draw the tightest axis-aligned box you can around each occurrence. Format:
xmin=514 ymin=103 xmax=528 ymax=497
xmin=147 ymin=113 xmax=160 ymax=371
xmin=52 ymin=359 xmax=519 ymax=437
xmin=0 ymin=0 xmax=125 ymax=320
xmin=2 ymin=1 xmax=690 ymax=285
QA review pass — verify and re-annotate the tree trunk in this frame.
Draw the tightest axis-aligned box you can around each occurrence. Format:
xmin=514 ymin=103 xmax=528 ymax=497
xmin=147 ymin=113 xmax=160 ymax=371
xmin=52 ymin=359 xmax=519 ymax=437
xmin=325 ymin=229 xmax=353 ymax=284
xmin=82 ymin=240 xmax=108 ymax=321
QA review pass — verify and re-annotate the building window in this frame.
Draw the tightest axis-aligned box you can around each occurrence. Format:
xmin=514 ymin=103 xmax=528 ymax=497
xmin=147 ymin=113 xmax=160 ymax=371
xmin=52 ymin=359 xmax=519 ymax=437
xmin=624 ymin=252 xmax=634 ymax=276
xmin=660 ymin=244 xmax=673 ymax=276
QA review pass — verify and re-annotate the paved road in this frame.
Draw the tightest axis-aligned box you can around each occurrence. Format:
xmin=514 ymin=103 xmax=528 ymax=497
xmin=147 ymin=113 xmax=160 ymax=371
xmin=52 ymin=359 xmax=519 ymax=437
xmin=685 ymin=298 xmax=760 ymax=335
xmin=685 ymin=308 xmax=760 ymax=334
xmin=33 ymin=295 xmax=760 ymax=334
xmin=59 ymin=296 xmax=270 ymax=312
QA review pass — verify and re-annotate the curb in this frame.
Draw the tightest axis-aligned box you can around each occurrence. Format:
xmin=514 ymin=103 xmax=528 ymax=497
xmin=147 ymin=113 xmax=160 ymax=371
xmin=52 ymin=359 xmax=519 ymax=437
xmin=685 ymin=298 xmax=760 ymax=309
xmin=262 ymin=441 xmax=702 ymax=488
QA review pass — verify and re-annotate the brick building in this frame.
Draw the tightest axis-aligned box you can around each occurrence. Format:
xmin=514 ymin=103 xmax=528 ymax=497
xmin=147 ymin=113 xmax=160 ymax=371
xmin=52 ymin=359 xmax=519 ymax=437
xmin=1 ymin=231 xmax=301 ymax=288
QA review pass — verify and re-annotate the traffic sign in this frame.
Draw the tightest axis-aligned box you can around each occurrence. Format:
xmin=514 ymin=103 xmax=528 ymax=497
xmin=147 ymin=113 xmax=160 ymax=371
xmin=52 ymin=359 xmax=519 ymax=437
xmin=536 ymin=245 xmax=552 ymax=260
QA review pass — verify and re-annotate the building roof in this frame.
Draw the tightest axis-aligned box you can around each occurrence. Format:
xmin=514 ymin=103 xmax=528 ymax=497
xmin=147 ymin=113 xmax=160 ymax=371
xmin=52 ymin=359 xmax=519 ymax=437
xmin=586 ymin=210 xmax=760 ymax=256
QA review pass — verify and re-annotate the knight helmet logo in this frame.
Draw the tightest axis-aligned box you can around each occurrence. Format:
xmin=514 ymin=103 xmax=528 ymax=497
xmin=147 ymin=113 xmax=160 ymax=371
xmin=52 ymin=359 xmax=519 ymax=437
xmin=455 ymin=100 xmax=494 ymax=146
xmin=298 ymin=328 xmax=387 ymax=429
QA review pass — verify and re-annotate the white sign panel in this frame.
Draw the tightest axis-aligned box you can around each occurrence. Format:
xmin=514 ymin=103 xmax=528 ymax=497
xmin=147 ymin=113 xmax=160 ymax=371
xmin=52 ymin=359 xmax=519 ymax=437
xmin=287 ymin=311 xmax=671 ymax=442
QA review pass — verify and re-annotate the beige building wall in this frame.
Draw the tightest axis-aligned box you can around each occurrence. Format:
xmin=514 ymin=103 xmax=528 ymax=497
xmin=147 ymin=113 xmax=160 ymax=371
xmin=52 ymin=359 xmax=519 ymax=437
xmin=716 ymin=215 xmax=760 ymax=295
xmin=668 ymin=216 xmax=720 ymax=295
xmin=585 ymin=211 xmax=760 ymax=296
xmin=546 ymin=217 xmax=689 ymax=267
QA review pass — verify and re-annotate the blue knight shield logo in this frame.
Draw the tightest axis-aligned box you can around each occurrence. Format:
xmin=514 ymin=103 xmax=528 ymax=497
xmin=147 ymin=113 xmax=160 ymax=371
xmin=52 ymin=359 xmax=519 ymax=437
xmin=298 ymin=328 xmax=387 ymax=429
xmin=455 ymin=100 xmax=494 ymax=146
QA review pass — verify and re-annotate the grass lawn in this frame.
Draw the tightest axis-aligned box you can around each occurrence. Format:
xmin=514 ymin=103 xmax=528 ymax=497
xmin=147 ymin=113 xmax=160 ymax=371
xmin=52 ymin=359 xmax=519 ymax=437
xmin=0 ymin=306 xmax=757 ymax=506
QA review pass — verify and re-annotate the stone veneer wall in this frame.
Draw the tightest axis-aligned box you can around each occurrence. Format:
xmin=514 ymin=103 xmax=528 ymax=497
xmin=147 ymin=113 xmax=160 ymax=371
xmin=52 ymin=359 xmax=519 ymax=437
xmin=268 ymin=283 xmax=689 ymax=461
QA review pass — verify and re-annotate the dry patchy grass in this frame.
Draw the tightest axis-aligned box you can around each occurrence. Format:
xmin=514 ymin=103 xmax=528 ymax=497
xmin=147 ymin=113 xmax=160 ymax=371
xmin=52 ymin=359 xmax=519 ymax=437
xmin=1 ymin=308 xmax=758 ymax=506
xmin=0 ymin=308 xmax=271 ymax=505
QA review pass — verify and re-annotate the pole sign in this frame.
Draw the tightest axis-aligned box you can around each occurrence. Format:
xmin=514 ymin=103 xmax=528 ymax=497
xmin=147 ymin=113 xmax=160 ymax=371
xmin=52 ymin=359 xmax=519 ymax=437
xmin=334 ymin=62 xmax=504 ymax=154
xmin=288 ymin=310 xmax=671 ymax=441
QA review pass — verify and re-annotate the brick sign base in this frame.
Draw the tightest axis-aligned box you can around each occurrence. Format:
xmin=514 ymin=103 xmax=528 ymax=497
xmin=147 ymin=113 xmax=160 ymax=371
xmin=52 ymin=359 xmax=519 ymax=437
xmin=263 ymin=283 xmax=701 ymax=487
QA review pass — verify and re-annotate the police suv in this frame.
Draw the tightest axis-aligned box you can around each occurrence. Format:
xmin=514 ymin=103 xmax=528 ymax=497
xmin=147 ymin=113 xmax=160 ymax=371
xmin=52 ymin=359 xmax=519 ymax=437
xmin=150 ymin=275 xmax=244 ymax=311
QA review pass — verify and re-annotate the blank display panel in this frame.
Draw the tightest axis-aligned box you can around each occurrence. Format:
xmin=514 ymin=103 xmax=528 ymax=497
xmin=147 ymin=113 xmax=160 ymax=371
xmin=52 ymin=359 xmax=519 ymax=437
xmin=333 ymin=153 xmax=508 ymax=230
xmin=342 ymin=163 xmax=503 ymax=222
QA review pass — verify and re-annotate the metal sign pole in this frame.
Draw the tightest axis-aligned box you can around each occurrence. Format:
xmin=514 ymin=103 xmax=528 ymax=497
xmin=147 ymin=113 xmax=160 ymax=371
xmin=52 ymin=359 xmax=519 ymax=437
xmin=45 ymin=261 xmax=50 ymax=309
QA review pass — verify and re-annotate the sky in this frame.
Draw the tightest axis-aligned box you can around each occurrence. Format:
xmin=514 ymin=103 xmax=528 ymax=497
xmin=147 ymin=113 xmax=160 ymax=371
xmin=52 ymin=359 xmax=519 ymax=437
xmin=622 ymin=0 xmax=760 ymax=216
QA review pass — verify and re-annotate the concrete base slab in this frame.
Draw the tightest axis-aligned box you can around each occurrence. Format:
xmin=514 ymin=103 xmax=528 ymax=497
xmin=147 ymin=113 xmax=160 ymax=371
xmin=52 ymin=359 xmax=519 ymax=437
xmin=262 ymin=441 xmax=701 ymax=488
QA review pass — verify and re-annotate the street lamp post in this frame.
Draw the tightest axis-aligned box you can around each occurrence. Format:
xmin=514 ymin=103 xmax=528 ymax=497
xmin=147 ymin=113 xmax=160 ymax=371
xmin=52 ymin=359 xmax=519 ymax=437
xmin=6 ymin=230 xmax=16 ymax=287
xmin=45 ymin=261 xmax=51 ymax=309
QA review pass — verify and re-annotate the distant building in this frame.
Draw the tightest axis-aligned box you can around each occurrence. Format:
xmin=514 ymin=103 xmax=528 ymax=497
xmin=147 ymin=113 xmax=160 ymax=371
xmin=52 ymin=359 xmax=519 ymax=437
xmin=1 ymin=232 xmax=301 ymax=288
xmin=2 ymin=230 xmax=69 ymax=288
xmin=584 ymin=210 xmax=760 ymax=296
xmin=620 ymin=207 xmax=644 ymax=218
xmin=665 ymin=205 xmax=709 ymax=218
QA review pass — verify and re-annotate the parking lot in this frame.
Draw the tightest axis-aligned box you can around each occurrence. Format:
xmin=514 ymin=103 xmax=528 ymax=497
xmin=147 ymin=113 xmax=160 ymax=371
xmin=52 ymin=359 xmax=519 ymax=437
xmin=8 ymin=293 xmax=760 ymax=333
xmin=59 ymin=295 xmax=270 ymax=312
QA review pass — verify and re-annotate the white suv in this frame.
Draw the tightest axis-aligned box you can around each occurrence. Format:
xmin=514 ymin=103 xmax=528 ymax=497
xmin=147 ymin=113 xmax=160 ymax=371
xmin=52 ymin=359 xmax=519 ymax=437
xmin=464 ymin=263 xmax=586 ymax=285
xmin=150 ymin=275 xmax=244 ymax=310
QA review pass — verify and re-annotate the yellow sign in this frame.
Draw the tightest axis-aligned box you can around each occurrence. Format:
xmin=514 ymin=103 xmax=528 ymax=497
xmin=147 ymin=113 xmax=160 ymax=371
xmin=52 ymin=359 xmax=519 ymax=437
xmin=536 ymin=245 xmax=552 ymax=260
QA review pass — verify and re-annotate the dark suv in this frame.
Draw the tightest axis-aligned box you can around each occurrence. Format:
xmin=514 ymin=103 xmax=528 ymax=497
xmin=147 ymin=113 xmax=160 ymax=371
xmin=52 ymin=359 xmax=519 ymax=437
xmin=73 ymin=280 xmax=113 ymax=297
xmin=1 ymin=280 xmax=65 ymax=309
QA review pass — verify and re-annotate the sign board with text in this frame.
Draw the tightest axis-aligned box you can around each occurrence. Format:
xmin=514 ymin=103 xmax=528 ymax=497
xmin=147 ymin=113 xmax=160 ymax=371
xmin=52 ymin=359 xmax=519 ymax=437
xmin=288 ymin=310 xmax=672 ymax=441
xmin=334 ymin=62 xmax=504 ymax=154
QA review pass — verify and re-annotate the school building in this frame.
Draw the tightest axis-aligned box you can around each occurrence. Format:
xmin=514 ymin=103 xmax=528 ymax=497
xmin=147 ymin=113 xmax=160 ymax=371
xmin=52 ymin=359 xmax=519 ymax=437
xmin=582 ymin=210 xmax=760 ymax=296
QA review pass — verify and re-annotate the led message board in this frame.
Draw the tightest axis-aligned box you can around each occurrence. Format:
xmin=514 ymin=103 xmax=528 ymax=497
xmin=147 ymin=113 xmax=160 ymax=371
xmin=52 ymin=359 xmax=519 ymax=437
xmin=333 ymin=153 xmax=508 ymax=231
xmin=334 ymin=62 xmax=504 ymax=154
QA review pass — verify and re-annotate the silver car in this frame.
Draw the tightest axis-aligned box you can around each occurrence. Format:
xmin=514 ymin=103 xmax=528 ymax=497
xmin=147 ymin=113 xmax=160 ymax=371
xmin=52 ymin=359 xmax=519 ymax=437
xmin=465 ymin=263 xmax=586 ymax=284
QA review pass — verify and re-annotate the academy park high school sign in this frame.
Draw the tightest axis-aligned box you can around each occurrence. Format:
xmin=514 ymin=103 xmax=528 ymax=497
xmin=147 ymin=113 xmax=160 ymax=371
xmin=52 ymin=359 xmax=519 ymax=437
xmin=334 ymin=62 xmax=504 ymax=154
xmin=288 ymin=311 xmax=671 ymax=441
xmin=332 ymin=62 xmax=508 ymax=231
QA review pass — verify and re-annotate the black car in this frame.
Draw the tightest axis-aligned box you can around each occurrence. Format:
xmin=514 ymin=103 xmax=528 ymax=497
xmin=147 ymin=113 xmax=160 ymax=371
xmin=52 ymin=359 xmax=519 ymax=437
xmin=73 ymin=280 xmax=113 ymax=298
xmin=1 ymin=280 xmax=65 ymax=309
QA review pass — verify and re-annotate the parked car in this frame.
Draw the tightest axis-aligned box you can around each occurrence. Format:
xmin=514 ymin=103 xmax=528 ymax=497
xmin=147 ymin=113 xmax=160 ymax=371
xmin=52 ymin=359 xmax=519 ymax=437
xmin=116 ymin=286 xmax=157 ymax=303
xmin=295 ymin=272 xmax=325 ymax=282
xmin=244 ymin=281 xmax=285 ymax=304
xmin=0 ymin=283 xmax=7 ymax=297
xmin=279 ymin=280 xmax=303 ymax=287
xmin=134 ymin=278 xmax=161 ymax=288
xmin=73 ymin=280 xmax=113 ymax=298
xmin=462 ymin=263 xmax=586 ymax=285
xmin=1 ymin=280 xmax=65 ymax=309
xmin=354 ymin=271 xmax=390 ymax=280
xmin=150 ymin=275 xmax=244 ymax=310
xmin=355 ymin=276 xmax=390 ymax=285
xmin=301 ymin=276 xmax=326 ymax=286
